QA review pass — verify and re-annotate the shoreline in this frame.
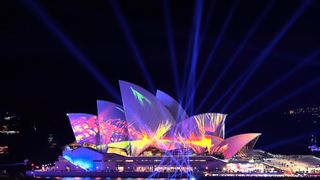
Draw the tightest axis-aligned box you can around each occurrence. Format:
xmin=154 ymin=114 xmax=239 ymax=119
xmin=25 ymin=170 xmax=320 ymax=179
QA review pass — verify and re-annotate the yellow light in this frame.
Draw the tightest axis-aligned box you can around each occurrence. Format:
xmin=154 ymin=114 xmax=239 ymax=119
xmin=153 ymin=121 xmax=172 ymax=140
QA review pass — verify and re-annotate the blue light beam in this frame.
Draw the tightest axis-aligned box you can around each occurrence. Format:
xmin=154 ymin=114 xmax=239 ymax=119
xmin=259 ymin=130 xmax=320 ymax=150
xmin=162 ymin=0 xmax=180 ymax=97
xmin=23 ymin=0 xmax=120 ymax=102
xmin=228 ymin=77 xmax=320 ymax=133
xmin=184 ymin=0 xmax=240 ymax=113
xmin=186 ymin=0 xmax=204 ymax=115
xmin=204 ymin=70 xmax=249 ymax=113
xmin=109 ymin=0 xmax=155 ymax=92
xmin=195 ymin=0 xmax=274 ymax=113
xmin=227 ymin=49 xmax=320 ymax=122
xmin=180 ymin=28 xmax=194 ymax=103
xmin=221 ymin=0 xmax=312 ymax=112
xmin=199 ymin=0 xmax=217 ymax=51
xmin=193 ymin=0 xmax=240 ymax=91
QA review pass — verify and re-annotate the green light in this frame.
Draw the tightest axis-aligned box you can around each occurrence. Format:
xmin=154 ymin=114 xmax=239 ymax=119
xmin=130 ymin=87 xmax=151 ymax=105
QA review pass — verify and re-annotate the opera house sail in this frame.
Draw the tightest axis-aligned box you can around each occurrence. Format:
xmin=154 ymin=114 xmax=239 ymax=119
xmin=61 ymin=80 xmax=260 ymax=172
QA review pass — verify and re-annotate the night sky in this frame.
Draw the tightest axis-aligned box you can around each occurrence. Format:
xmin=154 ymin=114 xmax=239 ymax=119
xmin=1 ymin=0 xmax=320 ymax=162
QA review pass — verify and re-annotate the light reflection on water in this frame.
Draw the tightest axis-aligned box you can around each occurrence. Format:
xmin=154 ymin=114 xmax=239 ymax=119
xmin=58 ymin=178 xmax=187 ymax=180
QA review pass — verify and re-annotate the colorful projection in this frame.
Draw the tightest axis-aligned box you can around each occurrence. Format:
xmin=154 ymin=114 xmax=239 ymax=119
xmin=212 ymin=133 xmax=261 ymax=158
xmin=97 ymin=100 xmax=128 ymax=145
xmin=119 ymin=80 xmax=175 ymax=139
xmin=156 ymin=90 xmax=189 ymax=122
xmin=130 ymin=87 xmax=151 ymax=106
xmin=67 ymin=80 xmax=260 ymax=159
xmin=172 ymin=113 xmax=226 ymax=139
xmin=67 ymin=113 xmax=99 ymax=145
xmin=63 ymin=147 xmax=104 ymax=171
xmin=194 ymin=113 xmax=226 ymax=138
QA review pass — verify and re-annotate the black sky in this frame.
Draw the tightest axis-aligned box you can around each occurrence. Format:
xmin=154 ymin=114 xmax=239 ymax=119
xmin=0 ymin=0 xmax=319 ymax=161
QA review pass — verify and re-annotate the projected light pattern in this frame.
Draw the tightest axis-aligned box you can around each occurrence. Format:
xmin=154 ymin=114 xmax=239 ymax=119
xmin=64 ymin=81 xmax=263 ymax=178
xmin=62 ymin=146 xmax=105 ymax=171
xmin=174 ymin=113 xmax=226 ymax=139
xmin=97 ymin=100 xmax=128 ymax=145
xmin=156 ymin=90 xmax=189 ymax=122
xmin=211 ymin=133 xmax=260 ymax=159
xmin=119 ymin=81 xmax=175 ymax=139
xmin=67 ymin=113 xmax=99 ymax=145
xmin=67 ymin=81 xmax=259 ymax=162
xmin=101 ymin=119 xmax=128 ymax=143
xmin=194 ymin=113 xmax=226 ymax=138
xmin=148 ymin=149 xmax=195 ymax=178
xmin=130 ymin=87 xmax=151 ymax=106
xmin=63 ymin=155 xmax=93 ymax=171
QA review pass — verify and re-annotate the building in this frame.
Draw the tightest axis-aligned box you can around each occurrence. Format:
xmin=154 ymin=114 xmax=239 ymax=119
xmin=53 ymin=81 xmax=261 ymax=173
xmin=0 ymin=112 xmax=21 ymax=161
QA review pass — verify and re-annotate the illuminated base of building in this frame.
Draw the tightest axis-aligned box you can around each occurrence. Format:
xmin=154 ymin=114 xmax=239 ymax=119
xmin=25 ymin=147 xmax=320 ymax=178
xmin=55 ymin=147 xmax=225 ymax=173
xmin=26 ymin=171 xmax=205 ymax=178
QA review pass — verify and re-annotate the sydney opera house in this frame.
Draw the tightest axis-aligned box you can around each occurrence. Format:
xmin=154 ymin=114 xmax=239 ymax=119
xmin=55 ymin=81 xmax=261 ymax=173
